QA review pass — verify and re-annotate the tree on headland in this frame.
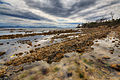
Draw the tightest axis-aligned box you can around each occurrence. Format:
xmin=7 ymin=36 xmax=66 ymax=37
xmin=76 ymin=11 xmax=120 ymax=28
xmin=110 ymin=12 xmax=114 ymax=20
xmin=96 ymin=17 xmax=107 ymax=23
xmin=76 ymin=18 xmax=120 ymax=28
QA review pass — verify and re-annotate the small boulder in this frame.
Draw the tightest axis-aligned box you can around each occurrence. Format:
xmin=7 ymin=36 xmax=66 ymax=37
xmin=102 ymin=56 xmax=110 ymax=59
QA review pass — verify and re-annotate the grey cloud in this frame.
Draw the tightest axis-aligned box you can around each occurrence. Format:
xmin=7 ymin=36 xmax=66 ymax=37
xmin=86 ymin=15 xmax=104 ymax=20
xmin=0 ymin=0 xmax=120 ymax=27
xmin=11 ymin=19 xmax=24 ymax=21
xmin=0 ymin=8 xmax=52 ymax=21
xmin=97 ymin=0 xmax=120 ymax=9
xmin=0 ymin=7 xmax=10 ymax=10
xmin=71 ymin=0 xmax=120 ymax=21
xmin=85 ymin=14 xmax=111 ymax=21
xmin=0 ymin=1 xmax=11 ymax=6
xmin=24 ymin=0 xmax=96 ymax=17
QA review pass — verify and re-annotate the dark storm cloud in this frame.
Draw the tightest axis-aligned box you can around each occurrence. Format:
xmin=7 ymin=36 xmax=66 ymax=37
xmin=65 ymin=23 xmax=82 ymax=24
xmin=72 ymin=0 xmax=120 ymax=20
xmin=97 ymin=0 xmax=120 ymax=9
xmin=11 ymin=19 xmax=24 ymax=21
xmin=85 ymin=15 xmax=107 ymax=20
xmin=0 ymin=0 xmax=120 ymax=27
xmin=0 ymin=1 xmax=11 ymax=6
xmin=0 ymin=8 xmax=52 ymax=21
xmin=0 ymin=7 xmax=10 ymax=10
xmin=24 ymin=0 xmax=96 ymax=17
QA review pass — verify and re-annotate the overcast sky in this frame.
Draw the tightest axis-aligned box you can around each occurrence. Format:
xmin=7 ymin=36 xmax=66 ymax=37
xmin=0 ymin=0 xmax=120 ymax=27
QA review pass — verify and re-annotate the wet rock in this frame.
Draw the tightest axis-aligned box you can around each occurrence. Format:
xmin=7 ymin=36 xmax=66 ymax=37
xmin=38 ymin=44 xmax=41 ymax=46
xmin=0 ymin=43 xmax=3 ymax=45
xmin=35 ymin=40 xmax=38 ymax=42
xmin=110 ymin=64 xmax=120 ymax=71
xmin=95 ymin=40 xmax=98 ymax=42
xmin=24 ymin=51 xmax=29 ymax=54
xmin=0 ymin=67 xmax=7 ymax=77
xmin=102 ymin=56 xmax=110 ymax=60
xmin=41 ymin=68 xmax=49 ymax=75
xmin=0 ymin=75 xmax=10 ymax=80
xmin=0 ymin=52 xmax=6 ymax=56
xmin=18 ymin=40 xmax=32 ymax=46
xmin=109 ymin=48 xmax=114 ymax=54
xmin=28 ymin=42 xmax=32 ymax=46
xmin=13 ymin=67 xmax=24 ymax=73
xmin=18 ymin=46 xmax=21 ymax=48
xmin=94 ymin=43 xmax=99 ymax=46
xmin=67 ymin=72 xmax=72 ymax=77
xmin=97 ymin=59 xmax=106 ymax=64
xmin=64 ymin=55 xmax=69 ymax=58
xmin=112 ymin=41 xmax=115 ymax=43
xmin=115 ymin=40 xmax=119 ymax=41
xmin=76 ymin=49 xmax=85 ymax=53
xmin=11 ymin=44 xmax=14 ymax=45
xmin=29 ymin=50 xmax=34 ymax=53
xmin=6 ymin=42 xmax=9 ymax=44
xmin=34 ymin=45 xmax=37 ymax=47
xmin=115 ymin=45 xmax=119 ymax=47
xmin=15 ymin=53 xmax=24 ymax=57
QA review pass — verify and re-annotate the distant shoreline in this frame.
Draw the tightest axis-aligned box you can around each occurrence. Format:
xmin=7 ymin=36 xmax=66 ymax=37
xmin=0 ymin=29 xmax=79 ymax=39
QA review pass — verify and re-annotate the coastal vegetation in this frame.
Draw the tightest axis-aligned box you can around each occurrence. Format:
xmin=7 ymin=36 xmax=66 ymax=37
xmin=77 ymin=18 xmax=120 ymax=28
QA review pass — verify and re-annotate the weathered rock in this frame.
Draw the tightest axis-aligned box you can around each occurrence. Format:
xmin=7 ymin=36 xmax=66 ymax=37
xmin=5 ymin=27 xmax=111 ymax=66
xmin=102 ymin=56 xmax=110 ymax=59
xmin=0 ymin=52 xmax=6 ymax=56
xmin=15 ymin=53 xmax=24 ymax=57
xmin=0 ymin=43 xmax=3 ymax=45
xmin=110 ymin=64 xmax=120 ymax=71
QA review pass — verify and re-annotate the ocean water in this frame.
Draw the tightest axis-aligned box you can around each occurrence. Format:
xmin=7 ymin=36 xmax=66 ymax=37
xmin=0 ymin=28 xmax=70 ymax=36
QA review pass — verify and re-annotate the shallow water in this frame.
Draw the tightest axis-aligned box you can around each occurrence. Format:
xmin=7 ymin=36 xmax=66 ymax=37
xmin=0 ymin=28 xmax=76 ymax=62
xmin=0 ymin=31 xmax=25 ymax=36
xmin=0 ymin=28 xmax=72 ymax=36
xmin=0 ymin=35 xmax=54 ymax=62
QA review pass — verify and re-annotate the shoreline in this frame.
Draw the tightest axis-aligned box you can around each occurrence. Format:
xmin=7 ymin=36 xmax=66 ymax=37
xmin=0 ymin=27 xmax=120 ymax=80
xmin=0 ymin=29 xmax=79 ymax=39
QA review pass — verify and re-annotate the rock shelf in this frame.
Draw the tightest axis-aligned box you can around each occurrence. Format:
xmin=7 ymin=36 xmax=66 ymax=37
xmin=1 ymin=27 xmax=120 ymax=80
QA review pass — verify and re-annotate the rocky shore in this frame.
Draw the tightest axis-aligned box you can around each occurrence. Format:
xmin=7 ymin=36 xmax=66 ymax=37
xmin=0 ymin=27 xmax=120 ymax=80
xmin=0 ymin=29 xmax=79 ymax=39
